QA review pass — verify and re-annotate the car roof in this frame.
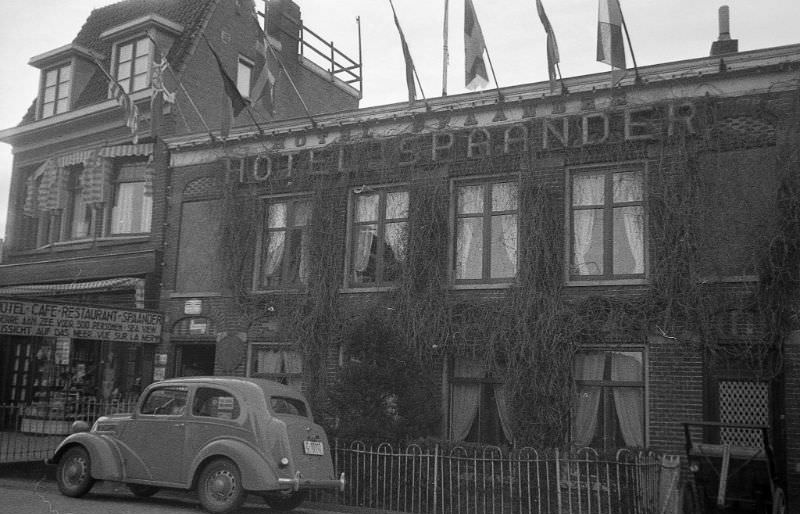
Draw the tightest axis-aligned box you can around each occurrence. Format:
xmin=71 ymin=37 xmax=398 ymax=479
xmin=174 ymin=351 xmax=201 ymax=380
xmin=152 ymin=376 xmax=307 ymax=402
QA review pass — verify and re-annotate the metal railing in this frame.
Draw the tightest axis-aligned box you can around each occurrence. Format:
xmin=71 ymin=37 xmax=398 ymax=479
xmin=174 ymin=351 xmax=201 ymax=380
xmin=312 ymin=441 xmax=673 ymax=514
xmin=0 ymin=400 xmax=135 ymax=463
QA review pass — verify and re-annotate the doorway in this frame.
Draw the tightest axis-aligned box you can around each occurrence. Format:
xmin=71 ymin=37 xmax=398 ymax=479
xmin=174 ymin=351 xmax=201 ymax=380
xmin=175 ymin=343 xmax=216 ymax=377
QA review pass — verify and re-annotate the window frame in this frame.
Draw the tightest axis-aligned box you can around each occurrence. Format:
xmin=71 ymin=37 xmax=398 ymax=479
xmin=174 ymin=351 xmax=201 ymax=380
xmin=65 ymin=166 xmax=94 ymax=241
xmin=572 ymin=347 xmax=648 ymax=451
xmin=253 ymin=195 xmax=312 ymax=291
xmin=109 ymin=164 xmax=153 ymax=236
xmin=446 ymin=357 xmax=509 ymax=446
xmin=451 ymin=177 xmax=519 ymax=286
xmin=113 ymin=36 xmax=152 ymax=94
xmin=566 ymin=162 xmax=648 ymax=285
xmin=237 ymin=56 xmax=254 ymax=99
xmin=346 ymin=185 xmax=410 ymax=289
xmin=40 ymin=61 xmax=72 ymax=119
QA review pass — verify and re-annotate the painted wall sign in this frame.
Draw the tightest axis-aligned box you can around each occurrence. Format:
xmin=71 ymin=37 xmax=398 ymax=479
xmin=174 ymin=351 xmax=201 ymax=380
xmin=0 ymin=297 xmax=163 ymax=343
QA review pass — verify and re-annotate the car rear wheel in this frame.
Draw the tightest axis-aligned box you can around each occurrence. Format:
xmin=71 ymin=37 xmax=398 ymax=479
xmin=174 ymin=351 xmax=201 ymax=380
xmin=263 ymin=490 xmax=308 ymax=511
xmin=56 ymin=446 xmax=95 ymax=497
xmin=197 ymin=458 xmax=245 ymax=514
xmin=127 ymin=483 xmax=160 ymax=497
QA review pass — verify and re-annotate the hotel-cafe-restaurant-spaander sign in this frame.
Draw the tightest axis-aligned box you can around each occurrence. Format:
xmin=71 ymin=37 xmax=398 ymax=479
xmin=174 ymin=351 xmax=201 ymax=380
xmin=0 ymin=297 xmax=163 ymax=343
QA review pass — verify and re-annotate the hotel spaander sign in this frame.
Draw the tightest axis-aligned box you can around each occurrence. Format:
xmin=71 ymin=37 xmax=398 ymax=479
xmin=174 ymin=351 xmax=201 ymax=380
xmin=0 ymin=297 xmax=163 ymax=343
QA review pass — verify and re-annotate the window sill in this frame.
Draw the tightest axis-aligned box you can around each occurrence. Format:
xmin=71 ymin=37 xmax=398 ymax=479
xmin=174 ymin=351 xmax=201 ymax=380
xmin=97 ymin=234 xmax=151 ymax=245
xmin=566 ymin=278 xmax=649 ymax=287
xmin=169 ymin=292 xmax=225 ymax=298
xmin=452 ymin=282 xmax=514 ymax=290
xmin=250 ymin=289 xmax=308 ymax=295
xmin=341 ymin=286 xmax=398 ymax=293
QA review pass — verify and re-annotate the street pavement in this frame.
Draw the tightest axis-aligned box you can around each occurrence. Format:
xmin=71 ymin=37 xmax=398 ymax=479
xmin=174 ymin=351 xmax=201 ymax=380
xmin=0 ymin=462 xmax=367 ymax=514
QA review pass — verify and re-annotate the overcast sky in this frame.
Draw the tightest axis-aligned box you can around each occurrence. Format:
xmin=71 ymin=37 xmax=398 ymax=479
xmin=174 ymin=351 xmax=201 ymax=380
xmin=1 ymin=0 xmax=799 ymax=239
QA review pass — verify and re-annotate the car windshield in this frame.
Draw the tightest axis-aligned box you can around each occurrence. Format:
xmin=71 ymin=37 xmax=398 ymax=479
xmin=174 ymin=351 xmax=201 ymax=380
xmin=140 ymin=386 xmax=189 ymax=415
xmin=270 ymin=396 xmax=308 ymax=417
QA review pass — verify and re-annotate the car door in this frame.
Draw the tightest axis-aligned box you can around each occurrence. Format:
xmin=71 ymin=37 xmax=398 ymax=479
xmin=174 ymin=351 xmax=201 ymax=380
xmin=116 ymin=385 xmax=189 ymax=485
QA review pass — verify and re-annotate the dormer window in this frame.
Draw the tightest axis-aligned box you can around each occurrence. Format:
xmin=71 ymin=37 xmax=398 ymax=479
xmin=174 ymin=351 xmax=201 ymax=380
xmin=115 ymin=37 xmax=151 ymax=93
xmin=41 ymin=63 xmax=72 ymax=118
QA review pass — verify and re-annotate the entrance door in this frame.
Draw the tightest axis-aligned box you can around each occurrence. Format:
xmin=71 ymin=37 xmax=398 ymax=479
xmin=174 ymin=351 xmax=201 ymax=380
xmin=175 ymin=343 xmax=215 ymax=377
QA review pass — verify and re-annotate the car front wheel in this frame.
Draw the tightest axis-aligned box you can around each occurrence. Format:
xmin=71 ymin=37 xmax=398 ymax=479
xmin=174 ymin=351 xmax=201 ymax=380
xmin=263 ymin=490 xmax=308 ymax=511
xmin=56 ymin=446 xmax=95 ymax=497
xmin=197 ymin=458 xmax=246 ymax=514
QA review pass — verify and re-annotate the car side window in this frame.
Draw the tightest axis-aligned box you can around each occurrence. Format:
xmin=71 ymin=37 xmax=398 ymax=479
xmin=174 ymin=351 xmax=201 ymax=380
xmin=140 ymin=386 xmax=189 ymax=415
xmin=192 ymin=387 xmax=241 ymax=420
xmin=270 ymin=396 xmax=308 ymax=417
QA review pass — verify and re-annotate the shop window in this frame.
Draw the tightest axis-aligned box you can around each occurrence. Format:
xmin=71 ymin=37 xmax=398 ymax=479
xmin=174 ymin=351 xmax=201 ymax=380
xmin=140 ymin=385 xmax=188 ymax=415
xmin=40 ymin=63 xmax=71 ymax=118
xmin=249 ymin=344 xmax=303 ymax=390
xmin=349 ymin=188 xmax=408 ymax=287
xmin=454 ymin=180 xmax=517 ymax=283
xmin=192 ymin=387 xmax=241 ymax=419
xmin=115 ymin=37 xmax=150 ymax=93
xmin=448 ymin=358 xmax=511 ymax=446
xmin=110 ymin=165 xmax=152 ymax=234
xmin=573 ymin=350 xmax=645 ymax=451
xmin=256 ymin=198 xmax=311 ymax=290
xmin=569 ymin=166 xmax=645 ymax=280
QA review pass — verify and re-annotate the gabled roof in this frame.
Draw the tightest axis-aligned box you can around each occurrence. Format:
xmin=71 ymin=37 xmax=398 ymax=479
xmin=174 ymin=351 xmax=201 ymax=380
xmin=20 ymin=0 xmax=218 ymax=125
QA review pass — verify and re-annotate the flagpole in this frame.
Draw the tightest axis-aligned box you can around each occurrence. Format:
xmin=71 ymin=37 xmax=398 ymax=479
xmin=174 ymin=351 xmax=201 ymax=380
xmin=484 ymin=50 xmax=503 ymax=102
xmin=442 ymin=0 xmax=449 ymax=96
xmin=268 ymin=44 xmax=318 ymax=128
xmin=388 ymin=0 xmax=428 ymax=106
xmin=617 ymin=0 xmax=641 ymax=83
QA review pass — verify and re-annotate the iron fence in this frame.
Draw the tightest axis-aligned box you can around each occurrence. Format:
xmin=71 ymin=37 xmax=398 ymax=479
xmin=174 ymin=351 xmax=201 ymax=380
xmin=312 ymin=441 xmax=671 ymax=514
xmin=0 ymin=400 xmax=135 ymax=463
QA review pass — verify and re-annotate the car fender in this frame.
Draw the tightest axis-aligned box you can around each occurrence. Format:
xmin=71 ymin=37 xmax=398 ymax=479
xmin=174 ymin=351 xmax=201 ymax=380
xmin=189 ymin=438 xmax=280 ymax=491
xmin=51 ymin=433 xmax=123 ymax=481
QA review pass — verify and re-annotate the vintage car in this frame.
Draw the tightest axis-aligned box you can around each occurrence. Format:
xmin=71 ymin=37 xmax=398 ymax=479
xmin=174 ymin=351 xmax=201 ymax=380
xmin=48 ymin=377 xmax=344 ymax=513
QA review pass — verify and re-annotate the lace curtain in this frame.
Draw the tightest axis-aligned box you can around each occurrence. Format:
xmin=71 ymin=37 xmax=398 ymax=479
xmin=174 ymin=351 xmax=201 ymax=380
xmin=572 ymin=174 xmax=604 ymax=275
xmin=611 ymin=352 xmax=644 ymax=447
xmin=572 ymin=352 xmax=605 ymax=447
xmin=613 ymin=173 xmax=644 ymax=274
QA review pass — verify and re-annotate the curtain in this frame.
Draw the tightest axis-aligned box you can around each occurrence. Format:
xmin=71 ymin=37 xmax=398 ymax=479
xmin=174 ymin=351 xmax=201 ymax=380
xmin=573 ymin=352 xmax=605 ymax=447
xmin=611 ymin=352 xmax=644 ymax=447
xmin=450 ymin=359 xmax=484 ymax=441
xmin=256 ymin=348 xmax=282 ymax=374
xmin=354 ymin=226 xmax=376 ymax=273
xmin=494 ymin=384 xmax=514 ymax=444
xmin=384 ymin=222 xmax=407 ymax=263
xmin=494 ymin=214 xmax=517 ymax=277
xmin=572 ymin=174 xmax=604 ymax=275
xmin=456 ymin=219 xmax=479 ymax=279
xmin=614 ymin=173 xmax=644 ymax=274
xmin=297 ymin=231 xmax=310 ymax=284
xmin=263 ymin=232 xmax=286 ymax=278
xmin=111 ymin=183 xmax=135 ymax=233
xmin=140 ymin=191 xmax=153 ymax=232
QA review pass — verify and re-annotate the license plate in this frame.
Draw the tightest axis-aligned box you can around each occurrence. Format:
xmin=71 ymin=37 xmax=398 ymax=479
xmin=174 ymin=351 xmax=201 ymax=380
xmin=303 ymin=440 xmax=324 ymax=455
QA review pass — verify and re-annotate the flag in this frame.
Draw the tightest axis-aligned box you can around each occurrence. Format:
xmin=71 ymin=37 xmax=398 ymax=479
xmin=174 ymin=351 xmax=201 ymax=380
xmin=535 ymin=0 xmax=560 ymax=93
xmin=390 ymin=1 xmax=416 ymax=103
xmin=93 ymin=59 xmax=139 ymax=143
xmin=597 ymin=0 xmax=626 ymax=70
xmin=204 ymin=36 xmax=249 ymax=137
xmin=464 ymin=0 xmax=488 ymax=90
xmin=150 ymin=58 xmax=176 ymax=105
xmin=251 ymin=23 xmax=277 ymax=115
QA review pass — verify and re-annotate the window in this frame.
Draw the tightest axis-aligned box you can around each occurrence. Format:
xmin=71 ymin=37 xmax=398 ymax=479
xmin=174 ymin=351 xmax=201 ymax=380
xmin=41 ymin=63 xmax=71 ymax=118
xmin=110 ymin=165 xmax=152 ymax=234
xmin=192 ymin=387 xmax=241 ymax=419
xmin=270 ymin=396 xmax=308 ymax=417
xmin=573 ymin=350 xmax=644 ymax=451
xmin=66 ymin=167 xmax=92 ymax=240
xmin=257 ymin=198 xmax=311 ymax=289
xmin=569 ymin=167 xmax=645 ymax=280
xmin=454 ymin=181 xmax=517 ymax=283
xmin=140 ymin=386 xmax=188 ymax=415
xmin=237 ymin=58 xmax=253 ymax=98
xmin=350 ymin=188 xmax=408 ymax=286
xmin=115 ymin=37 xmax=150 ymax=93
xmin=448 ymin=358 xmax=511 ymax=445
xmin=250 ymin=345 xmax=302 ymax=390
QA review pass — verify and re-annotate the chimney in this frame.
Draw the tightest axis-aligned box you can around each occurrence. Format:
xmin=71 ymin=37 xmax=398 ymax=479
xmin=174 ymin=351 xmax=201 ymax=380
xmin=266 ymin=0 xmax=301 ymax=58
xmin=710 ymin=6 xmax=739 ymax=56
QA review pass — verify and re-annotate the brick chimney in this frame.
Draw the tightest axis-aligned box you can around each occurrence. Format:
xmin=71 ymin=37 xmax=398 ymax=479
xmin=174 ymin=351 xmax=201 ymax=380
xmin=266 ymin=0 xmax=301 ymax=57
xmin=710 ymin=5 xmax=739 ymax=56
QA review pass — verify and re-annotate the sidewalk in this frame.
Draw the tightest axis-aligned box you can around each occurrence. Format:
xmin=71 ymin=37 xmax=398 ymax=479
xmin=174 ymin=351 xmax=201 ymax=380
xmin=0 ymin=461 xmax=388 ymax=514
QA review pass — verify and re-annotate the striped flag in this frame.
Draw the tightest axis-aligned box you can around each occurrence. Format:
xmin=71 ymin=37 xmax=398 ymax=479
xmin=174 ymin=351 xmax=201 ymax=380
xmin=390 ymin=0 xmax=416 ymax=103
xmin=93 ymin=59 xmax=140 ymax=143
xmin=535 ymin=0 xmax=560 ymax=93
xmin=464 ymin=0 xmax=488 ymax=90
xmin=597 ymin=0 xmax=626 ymax=70
xmin=204 ymin=36 xmax=250 ymax=138
xmin=252 ymin=20 xmax=277 ymax=115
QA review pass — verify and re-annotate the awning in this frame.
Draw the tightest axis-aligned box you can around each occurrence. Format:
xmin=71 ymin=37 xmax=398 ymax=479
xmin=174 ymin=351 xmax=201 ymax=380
xmin=99 ymin=143 xmax=153 ymax=158
xmin=56 ymin=150 xmax=96 ymax=168
xmin=0 ymin=277 xmax=143 ymax=296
